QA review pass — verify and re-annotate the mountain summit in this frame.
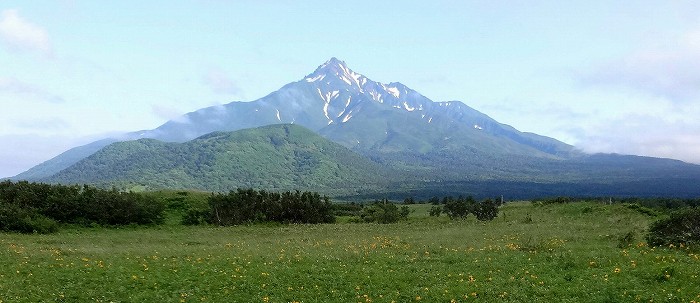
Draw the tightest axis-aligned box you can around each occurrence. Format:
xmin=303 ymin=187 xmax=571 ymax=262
xmin=14 ymin=58 xmax=700 ymax=198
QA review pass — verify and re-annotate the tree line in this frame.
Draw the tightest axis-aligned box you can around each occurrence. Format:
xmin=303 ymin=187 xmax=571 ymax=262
xmin=532 ymin=196 xmax=700 ymax=209
xmin=0 ymin=180 xmax=165 ymax=233
xmin=1 ymin=181 xmax=507 ymax=234
xmin=185 ymin=188 xmax=336 ymax=225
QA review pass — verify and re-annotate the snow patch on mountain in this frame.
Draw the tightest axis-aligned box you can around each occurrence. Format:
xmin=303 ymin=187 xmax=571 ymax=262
xmin=305 ymin=74 xmax=325 ymax=82
xmin=369 ymin=91 xmax=383 ymax=103
xmin=323 ymin=102 xmax=331 ymax=121
xmin=342 ymin=111 xmax=353 ymax=123
xmin=387 ymin=86 xmax=401 ymax=98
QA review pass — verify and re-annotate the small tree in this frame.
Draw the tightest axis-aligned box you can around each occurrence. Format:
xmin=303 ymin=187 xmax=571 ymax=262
xmin=474 ymin=198 xmax=499 ymax=221
xmin=443 ymin=196 xmax=474 ymax=219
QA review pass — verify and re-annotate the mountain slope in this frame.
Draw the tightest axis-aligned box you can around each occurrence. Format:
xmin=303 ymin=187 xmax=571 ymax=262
xmin=46 ymin=124 xmax=392 ymax=194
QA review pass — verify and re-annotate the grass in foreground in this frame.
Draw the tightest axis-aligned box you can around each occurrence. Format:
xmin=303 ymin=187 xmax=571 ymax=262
xmin=1 ymin=202 xmax=699 ymax=302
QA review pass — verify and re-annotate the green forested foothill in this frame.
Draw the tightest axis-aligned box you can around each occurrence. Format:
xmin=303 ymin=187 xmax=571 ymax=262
xmin=46 ymin=124 xmax=392 ymax=195
xmin=0 ymin=180 xmax=165 ymax=233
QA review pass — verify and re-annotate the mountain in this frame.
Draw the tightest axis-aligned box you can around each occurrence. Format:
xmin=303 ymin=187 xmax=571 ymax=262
xmin=147 ymin=58 xmax=574 ymax=158
xmin=15 ymin=57 xmax=700 ymax=197
xmin=46 ymin=124 xmax=392 ymax=195
xmin=18 ymin=58 xmax=574 ymax=179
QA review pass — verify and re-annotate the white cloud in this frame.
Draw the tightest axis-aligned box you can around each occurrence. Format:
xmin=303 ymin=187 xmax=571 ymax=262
xmin=202 ymin=69 xmax=242 ymax=95
xmin=569 ymin=114 xmax=700 ymax=164
xmin=151 ymin=104 xmax=191 ymax=124
xmin=581 ymin=28 xmax=700 ymax=102
xmin=569 ymin=25 xmax=700 ymax=164
xmin=0 ymin=9 xmax=52 ymax=56
xmin=0 ymin=77 xmax=65 ymax=103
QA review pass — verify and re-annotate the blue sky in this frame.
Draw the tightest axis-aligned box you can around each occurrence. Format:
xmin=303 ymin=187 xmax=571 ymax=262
xmin=2 ymin=1 xmax=700 ymax=178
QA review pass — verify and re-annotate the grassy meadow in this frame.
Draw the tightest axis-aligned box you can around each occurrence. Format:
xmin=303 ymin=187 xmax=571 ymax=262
xmin=1 ymin=202 xmax=699 ymax=302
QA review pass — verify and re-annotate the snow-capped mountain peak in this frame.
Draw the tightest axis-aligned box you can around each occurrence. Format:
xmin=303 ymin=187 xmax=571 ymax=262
xmin=305 ymin=57 xmax=367 ymax=90
xmin=300 ymin=58 xmax=439 ymax=125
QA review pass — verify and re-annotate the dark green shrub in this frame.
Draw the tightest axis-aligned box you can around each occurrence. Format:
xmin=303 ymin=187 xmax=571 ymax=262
xmin=207 ymin=189 xmax=335 ymax=226
xmin=182 ymin=207 xmax=210 ymax=225
xmin=474 ymin=198 xmax=499 ymax=221
xmin=0 ymin=204 xmax=58 ymax=234
xmin=646 ymin=207 xmax=700 ymax=247
xmin=0 ymin=181 xmax=165 ymax=232
xmin=429 ymin=205 xmax=442 ymax=217
xmin=360 ymin=200 xmax=408 ymax=224
xmin=442 ymin=196 xmax=474 ymax=219
xmin=437 ymin=196 xmax=500 ymax=221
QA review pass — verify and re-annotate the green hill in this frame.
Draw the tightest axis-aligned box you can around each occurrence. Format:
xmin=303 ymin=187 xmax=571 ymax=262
xmin=47 ymin=124 xmax=392 ymax=195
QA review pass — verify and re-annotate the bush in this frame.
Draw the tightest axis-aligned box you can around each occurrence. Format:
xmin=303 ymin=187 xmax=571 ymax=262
xmin=474 ymin=198 xmax=499 ymax=221
xmin=360 ymin=200 xmax=409 ymax=224
xmin=442 ymin=196 xmax=474 ymax=219
xmin=182 ymin=207 xmax=210 ymax=225
xmin=0 ymin=204 xmax=58 ymax=234
xmin=441 ymin=196 xmax=499 ymax=221
xmin=646 ymin=207 xmax=700 ymax=247
xmin=207 ymin=189 xmax=336 ymax=226
xmin=429 ymin=205 xmax=442 ymax=217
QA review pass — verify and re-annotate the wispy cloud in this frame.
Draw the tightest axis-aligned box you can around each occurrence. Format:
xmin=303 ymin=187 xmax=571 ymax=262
xmin=570 ymin=114 xmax=700 ymax=164
xmin=202 ymin=69 xmax=242 ymax=96
xmin=14 ymin=117 xmax=69 ymax=131
xmin=151 ymin=104 xmax=191 ymax=124
xmin=0 ymin=9 xmax=52 ymax=56
xmin=0 ymin=77 xmax=65 ymax=103
xmin=580 ymin=28 xmax=700 ymax=102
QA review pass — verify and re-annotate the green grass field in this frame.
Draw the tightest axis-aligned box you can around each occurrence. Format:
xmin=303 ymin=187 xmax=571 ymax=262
xmin=1 ymin=202 xmax=699 ymax=302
